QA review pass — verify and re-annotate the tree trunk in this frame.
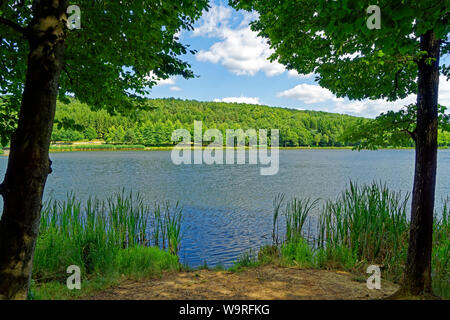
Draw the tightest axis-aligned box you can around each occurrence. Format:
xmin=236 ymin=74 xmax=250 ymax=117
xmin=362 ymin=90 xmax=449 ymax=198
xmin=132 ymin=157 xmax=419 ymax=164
xmin=0 ymin=0 xmax=68 ymax=300
xmin=397 ymin=30 xmax=441 ymax=298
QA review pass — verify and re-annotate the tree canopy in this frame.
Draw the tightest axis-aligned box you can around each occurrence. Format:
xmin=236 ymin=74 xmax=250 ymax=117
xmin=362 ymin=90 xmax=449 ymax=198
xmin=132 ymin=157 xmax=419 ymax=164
xmin=4 ymin=97 xmax=450 ymax=148
xmin=231 ymin=0 xmax=449 ymax=298
xmin=231 ymin=0 xmax=448 ymax=99
xmin=0 ymin=0 xmax=211 ymax=300
xmin=0 ymin=0 xmax=209 ymax=141
xmin=343 ymin=104 xmax=450 ymax=150
xmin=49 ymin=98 xmax=365 ymax=147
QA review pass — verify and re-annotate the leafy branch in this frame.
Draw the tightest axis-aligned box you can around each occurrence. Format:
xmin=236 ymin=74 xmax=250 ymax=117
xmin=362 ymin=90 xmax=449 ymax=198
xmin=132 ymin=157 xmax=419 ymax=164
xmin=0 ymin=16 xmax=27 ymax=36
xmin=342 ymin=104 xmax=449 ymax=150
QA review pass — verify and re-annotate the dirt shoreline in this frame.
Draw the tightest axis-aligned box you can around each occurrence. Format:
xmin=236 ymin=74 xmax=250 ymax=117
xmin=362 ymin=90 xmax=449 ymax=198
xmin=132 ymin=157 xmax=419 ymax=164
xmin=87 ymin=265 xmax=398 ymax=300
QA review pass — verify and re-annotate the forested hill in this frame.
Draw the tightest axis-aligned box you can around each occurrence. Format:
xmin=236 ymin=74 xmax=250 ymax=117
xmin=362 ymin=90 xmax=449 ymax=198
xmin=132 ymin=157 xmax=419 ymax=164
xmin=52 ymin=98 xmax=363 ymax=147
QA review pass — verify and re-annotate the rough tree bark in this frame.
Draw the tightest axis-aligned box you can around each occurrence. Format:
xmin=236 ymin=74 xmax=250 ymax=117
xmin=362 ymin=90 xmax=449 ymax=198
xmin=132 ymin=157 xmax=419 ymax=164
xmin=0 ymin=0 xmax=68 ymax=300
xmin=395 ymin=30 xmax=441 ymax=298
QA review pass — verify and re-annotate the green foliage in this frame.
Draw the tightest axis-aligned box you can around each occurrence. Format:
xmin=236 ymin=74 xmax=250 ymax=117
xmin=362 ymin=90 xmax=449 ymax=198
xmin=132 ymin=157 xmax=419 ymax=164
xmin=48 ymin=98 xmax=363 ymax=147
xmin=46 ymin=99 xmax=450 ymax=148
xmin=83 ymin=127 xmax=98 ymax=141
xmin=52 ymin=127 xmax=85 ymax=142
xmin=0 ymin=96 xmax=19 ymax=146
xmin=343 ymin=104 xmax=450 ymax=150
xmin=231 ymin=0 xmax=449 ymax=152
xmin=438 ymin=130 xmax=450 ymax=147
xmin=49 ymin=145 xmax=145 ymax=152
xmin=105 ymin=126 xmax=126 ymax=144
xmin=231 ymin=0 xmax=448 ymax=99
xmin=281 ymin=238 xmax=315 ymax=268
xmin=0 ymin=0 xmax=210 ymax=142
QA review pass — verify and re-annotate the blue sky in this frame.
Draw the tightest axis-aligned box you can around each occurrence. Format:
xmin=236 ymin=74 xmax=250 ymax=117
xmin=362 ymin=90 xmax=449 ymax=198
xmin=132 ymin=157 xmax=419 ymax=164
xmin=149 ymin=1 xmax=450 ymax=118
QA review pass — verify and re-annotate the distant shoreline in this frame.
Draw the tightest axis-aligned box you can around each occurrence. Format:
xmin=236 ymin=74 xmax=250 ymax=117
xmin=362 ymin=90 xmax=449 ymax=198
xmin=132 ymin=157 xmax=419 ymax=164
xmin=1 ymin=145 xmax=448 ymax=156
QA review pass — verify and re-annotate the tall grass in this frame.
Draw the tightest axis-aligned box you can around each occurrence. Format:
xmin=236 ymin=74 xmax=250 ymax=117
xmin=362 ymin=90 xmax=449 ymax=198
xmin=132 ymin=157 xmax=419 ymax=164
xmin=33 ymin=191 xmax=183 ymax=288
xmin=317 ymin=182 xmax=410 ymax=277
xmin=267 ymin=182 xmax=449 ymax=298
xmin=285 ymin=198 xmax=319 ymax=243
xmin=271 ymin=194 xmax=284 ymax=245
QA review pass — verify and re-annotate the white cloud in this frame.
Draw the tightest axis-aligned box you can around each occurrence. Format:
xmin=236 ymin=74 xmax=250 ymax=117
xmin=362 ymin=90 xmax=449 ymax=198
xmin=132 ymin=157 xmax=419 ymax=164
xmin=156 ymin=78 xmax=176 ymax=86
xmin=145 ymin=71 xmax=176 ymax=87
xmin=192 ymin=4 xmax=233 ymax=38
xmin=197 ymin=27 xmax=285 ymax=77
xmin=334 ymin=96 xmax=416 ymax=118
xmin=214 ymin=96 xmax=261 ymax=104
xmin=277 ymin=84 xmax=344 ymax=104
xmin=336 ymin=76 xmax=449 ymax=117
xmin=287 ymin=70 xmax=315 ymax=79
xmin=193 ymin=4 xmax=285 ymax=77
xmin=239 ymin=11 xmax=259 ymax=27
xmin=170 ymin=86 xmax=182 ymax=92
xmin=277 ymin=81 xmax=449 ymax=118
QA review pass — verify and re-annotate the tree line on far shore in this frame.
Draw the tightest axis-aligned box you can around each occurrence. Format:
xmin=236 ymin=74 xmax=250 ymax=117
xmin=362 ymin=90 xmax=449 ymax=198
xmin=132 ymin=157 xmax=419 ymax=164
xmin=50 ymin=98 xmax=450 ymax=148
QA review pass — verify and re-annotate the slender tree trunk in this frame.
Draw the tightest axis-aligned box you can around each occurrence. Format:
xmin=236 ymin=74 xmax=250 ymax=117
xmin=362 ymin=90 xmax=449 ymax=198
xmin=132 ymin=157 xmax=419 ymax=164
xmin=0 ymin=0 xmax=68 ymax=300
xmin=398 ymin=30 xmax=440 ymax=298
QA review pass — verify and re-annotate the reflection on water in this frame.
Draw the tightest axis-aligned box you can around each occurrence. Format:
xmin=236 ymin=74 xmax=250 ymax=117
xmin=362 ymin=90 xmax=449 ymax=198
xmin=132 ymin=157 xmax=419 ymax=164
xmin=0 ymin=149 xmax=449 ymax=267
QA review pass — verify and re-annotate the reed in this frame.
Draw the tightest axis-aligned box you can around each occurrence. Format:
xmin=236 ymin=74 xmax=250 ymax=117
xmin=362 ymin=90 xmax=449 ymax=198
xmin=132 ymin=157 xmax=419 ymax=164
xmin=33 ymin=191 xmax=182 ymax=285
xmin=316 ymin=182 xmax=410 ymax=277
xmin=285 ymin=198 xmax=319 ymax=243
xmin=267 ymin=182 xmax=449 ymax=298
xmin=271 ymin=193 xmax=284 ymax=245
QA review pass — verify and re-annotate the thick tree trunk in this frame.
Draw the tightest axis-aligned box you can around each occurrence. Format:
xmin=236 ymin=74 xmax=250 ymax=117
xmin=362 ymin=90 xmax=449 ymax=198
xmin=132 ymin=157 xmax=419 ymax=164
xmin=397 ymin=30 xmax=440 ymax=298
xmin=0 ymin=1 xmax=68 ymax=300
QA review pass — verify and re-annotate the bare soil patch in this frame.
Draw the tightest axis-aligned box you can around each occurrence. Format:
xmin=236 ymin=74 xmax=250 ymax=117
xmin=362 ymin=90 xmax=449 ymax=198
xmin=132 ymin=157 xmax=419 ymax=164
xmin=88 ymin=265 xmax=398 ymax=300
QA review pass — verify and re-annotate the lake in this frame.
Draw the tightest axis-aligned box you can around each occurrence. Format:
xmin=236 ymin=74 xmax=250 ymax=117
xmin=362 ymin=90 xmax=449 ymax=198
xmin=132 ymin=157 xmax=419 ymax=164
xmin=0 ymin=149 xmax=449 ymax=267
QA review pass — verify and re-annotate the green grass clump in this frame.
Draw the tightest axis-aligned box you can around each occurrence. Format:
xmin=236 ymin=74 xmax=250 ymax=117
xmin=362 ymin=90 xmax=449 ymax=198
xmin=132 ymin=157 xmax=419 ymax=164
xmin=317 ymin=182 xmax=410 ymax=278
xmin=285 ymin=198 xmax=318 ymax=244
xmin=260 ymin=182 xmax=449 ymax=298
xmin=113 ymin=246 xmax=180 ymax=277
xmin=281 ymin=238 xmax=315 ymax=268
xmin=229 ymin=249 xmax=259 ymax=272
xmin=314 ymin=245 xmax=359 ymax=271
xmin=31 ymin=191 xmax=182 ymax=299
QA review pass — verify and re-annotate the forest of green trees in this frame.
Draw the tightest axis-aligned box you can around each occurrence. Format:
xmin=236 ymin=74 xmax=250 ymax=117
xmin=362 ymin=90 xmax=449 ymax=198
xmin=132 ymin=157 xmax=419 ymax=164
xmin=1 ymin=97 xmax=449 ymax=148
xmin=50 ymin=98 xmax=450 ymax=148
xmin=50 ymin=98 xmax=362 ymax=147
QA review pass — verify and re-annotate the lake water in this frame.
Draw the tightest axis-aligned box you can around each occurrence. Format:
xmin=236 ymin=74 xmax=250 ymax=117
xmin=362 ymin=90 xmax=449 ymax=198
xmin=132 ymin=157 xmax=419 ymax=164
xmin=0 ymin=149 xmax=449 ymax=267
